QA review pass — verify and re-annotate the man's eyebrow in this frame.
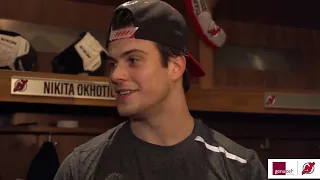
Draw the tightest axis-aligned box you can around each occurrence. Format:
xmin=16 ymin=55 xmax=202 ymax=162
xmin=106 ymin=49 xmax=148 ymax=61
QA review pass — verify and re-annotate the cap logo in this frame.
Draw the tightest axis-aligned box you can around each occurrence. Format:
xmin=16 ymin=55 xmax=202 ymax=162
xmin=109 ymin=27 xmax=139 ymax=41
xmin=122 ymin=0 xmax=138 ymax=6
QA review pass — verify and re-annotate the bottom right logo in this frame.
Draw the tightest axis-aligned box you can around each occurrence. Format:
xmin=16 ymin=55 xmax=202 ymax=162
xmin=302 ymin=162 xmax=315 ymax=175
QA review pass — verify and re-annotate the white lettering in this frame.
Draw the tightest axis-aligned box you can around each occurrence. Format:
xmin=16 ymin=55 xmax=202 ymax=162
xmin=274 ymin=169 xmax=294 ymax=175
xmin=122 ymin=0 xmax=138 ymax=6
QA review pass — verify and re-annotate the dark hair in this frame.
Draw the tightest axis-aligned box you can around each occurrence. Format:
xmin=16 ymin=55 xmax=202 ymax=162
xmin=155 ymin=44 xmax=190 ymax=93
xmin=108 ymin=9 xmax=190 ymax=93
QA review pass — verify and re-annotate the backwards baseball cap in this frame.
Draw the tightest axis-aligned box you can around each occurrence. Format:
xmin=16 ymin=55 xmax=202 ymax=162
xmin=106 ymin=0 xmax=205 ymax=77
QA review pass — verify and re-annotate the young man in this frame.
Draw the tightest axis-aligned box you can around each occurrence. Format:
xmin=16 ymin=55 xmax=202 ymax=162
xmin=54 ymin=0 xmax=267 ymax=180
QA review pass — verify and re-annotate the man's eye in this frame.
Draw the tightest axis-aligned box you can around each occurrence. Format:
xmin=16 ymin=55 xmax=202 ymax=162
xmin=107 ymin=61 xmax=117 ymax=69
xmin=128 ymin=57 xmax=138 ymax=64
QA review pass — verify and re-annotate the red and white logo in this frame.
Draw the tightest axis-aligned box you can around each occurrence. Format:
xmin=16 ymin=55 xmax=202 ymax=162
xmin=109 ymin=27 xmax=139 ymax=41
xmin=208 ymin=25 xmax=221 ymax=37
xmin=266 ymin=95 xmax=276 ymax=105
xmin=302 ymin=162 xmax=315 ymax=175
xmin=13 ymin=79 xmax=28 ymax=92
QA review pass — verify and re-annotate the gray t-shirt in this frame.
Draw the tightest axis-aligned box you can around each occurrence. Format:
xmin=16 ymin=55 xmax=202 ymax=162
xmin=53 ymin=119 xmax=267 ymax=180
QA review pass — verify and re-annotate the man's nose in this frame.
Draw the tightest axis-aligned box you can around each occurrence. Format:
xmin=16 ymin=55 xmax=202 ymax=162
xmin=110 ymin=62 xmax=128 ymax=84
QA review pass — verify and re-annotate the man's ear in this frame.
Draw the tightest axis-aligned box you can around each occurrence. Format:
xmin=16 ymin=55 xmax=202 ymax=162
xmin=168 ymin=55 xmax=186 ymax=81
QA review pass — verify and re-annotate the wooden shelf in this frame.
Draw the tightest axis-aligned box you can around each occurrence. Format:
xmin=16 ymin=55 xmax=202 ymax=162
xmin=187 ymin=88 xmax=320 ymax=116
xmin=0 ymin=70 xmax=116 ymax=107
xmin=0 ymin=70 xmax=319 ymax=115
xmin=0 ymin=126 xmax=106 ymax=135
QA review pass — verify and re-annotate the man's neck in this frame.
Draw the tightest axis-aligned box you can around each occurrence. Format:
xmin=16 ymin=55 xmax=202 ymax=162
xmin=130 ymin=90 xmax=194 ymax=146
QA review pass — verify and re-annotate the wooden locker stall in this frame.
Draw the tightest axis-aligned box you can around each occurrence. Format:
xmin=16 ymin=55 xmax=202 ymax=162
xmin=205 ymin=0 xmax=320 ymax=168
xmin=0 ymin=0 xmax=119 ymax=179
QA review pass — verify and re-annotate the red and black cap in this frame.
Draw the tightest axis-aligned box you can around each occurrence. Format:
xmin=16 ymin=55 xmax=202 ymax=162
xmin=106 ymin=0 xmax=205 ymax=77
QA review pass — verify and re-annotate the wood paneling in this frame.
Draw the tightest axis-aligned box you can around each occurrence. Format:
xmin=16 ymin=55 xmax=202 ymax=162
xmin=0 ymin=0 xmax=113 ymax=30
xmin=0 ymin=133 xmax=98 ymax=180
xmin=186 ymin=88 xmax=320 ymax=115
xmin=38 ymin=134 xmax=94 ymax=163
xmin=213 ymin=20 xmax=320 ymax=90
xmin=198 ymin=0 xmax=214 ymax=89
xmin=214 ymin=0 xmax=320 ymax=29
xmin=0 ymin=134 xmax=38 ymax=180
xmin=199 ymin=113 xmax=320 ymax=168
xmin=0 ymin=111 xmax=117 ymax=180
xmin=9 ymin=112 xmax=120 ymax=128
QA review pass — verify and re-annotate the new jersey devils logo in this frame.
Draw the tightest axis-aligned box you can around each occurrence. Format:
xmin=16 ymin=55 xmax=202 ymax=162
xmin=208 ymin=26 xmax=222 ymax=37
xmin=265 ymin=95 xmax=276 ymax=105
xmin=13 ymin=79 xmax=28 ymax=92
xmin=302 ymin=162 xmax=315 ymax=175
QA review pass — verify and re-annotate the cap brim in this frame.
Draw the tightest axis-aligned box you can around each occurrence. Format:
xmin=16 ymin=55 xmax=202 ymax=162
xmin=185 ymin=51 xmax=205 ymax=77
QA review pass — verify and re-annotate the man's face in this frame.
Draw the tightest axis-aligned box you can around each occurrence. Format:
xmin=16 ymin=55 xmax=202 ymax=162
xmin=107 ymin=38 xmax=171 ymax=117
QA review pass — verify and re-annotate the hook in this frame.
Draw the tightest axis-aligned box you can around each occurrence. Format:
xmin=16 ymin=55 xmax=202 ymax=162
xmin=48 ymin=133 xmax=58 ymax=146
xmin=260 ymin=137 xmax=270 ymax=150
xmin=48 ymin=133 xmax=52 ymax=142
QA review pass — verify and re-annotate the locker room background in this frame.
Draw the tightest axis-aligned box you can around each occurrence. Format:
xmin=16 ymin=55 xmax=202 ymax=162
xmin=0 ymin=0 xmax=319 ymax=179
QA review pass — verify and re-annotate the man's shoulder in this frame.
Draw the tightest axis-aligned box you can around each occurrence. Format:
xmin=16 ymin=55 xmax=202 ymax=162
xmin=197 ymin=120 xmax=255 ymax=163
xmin=77 ymin=121 xmax=128 ymax=153
xmin=71 ymin=121 xmax=128 ymax=165
xmin=196 ymin=120 xmax=267 ymax=179
xmin=208 ymin=128 xmax=254 ymax=162
xmin=54 ymin=122 xmax=129 ymax=180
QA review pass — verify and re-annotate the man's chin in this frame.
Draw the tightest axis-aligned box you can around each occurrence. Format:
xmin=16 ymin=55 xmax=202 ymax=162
xmin=117 ymin=107 xmax=138 ymax=117
xmin=117 ymin=108 xmax=147 ymax=120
